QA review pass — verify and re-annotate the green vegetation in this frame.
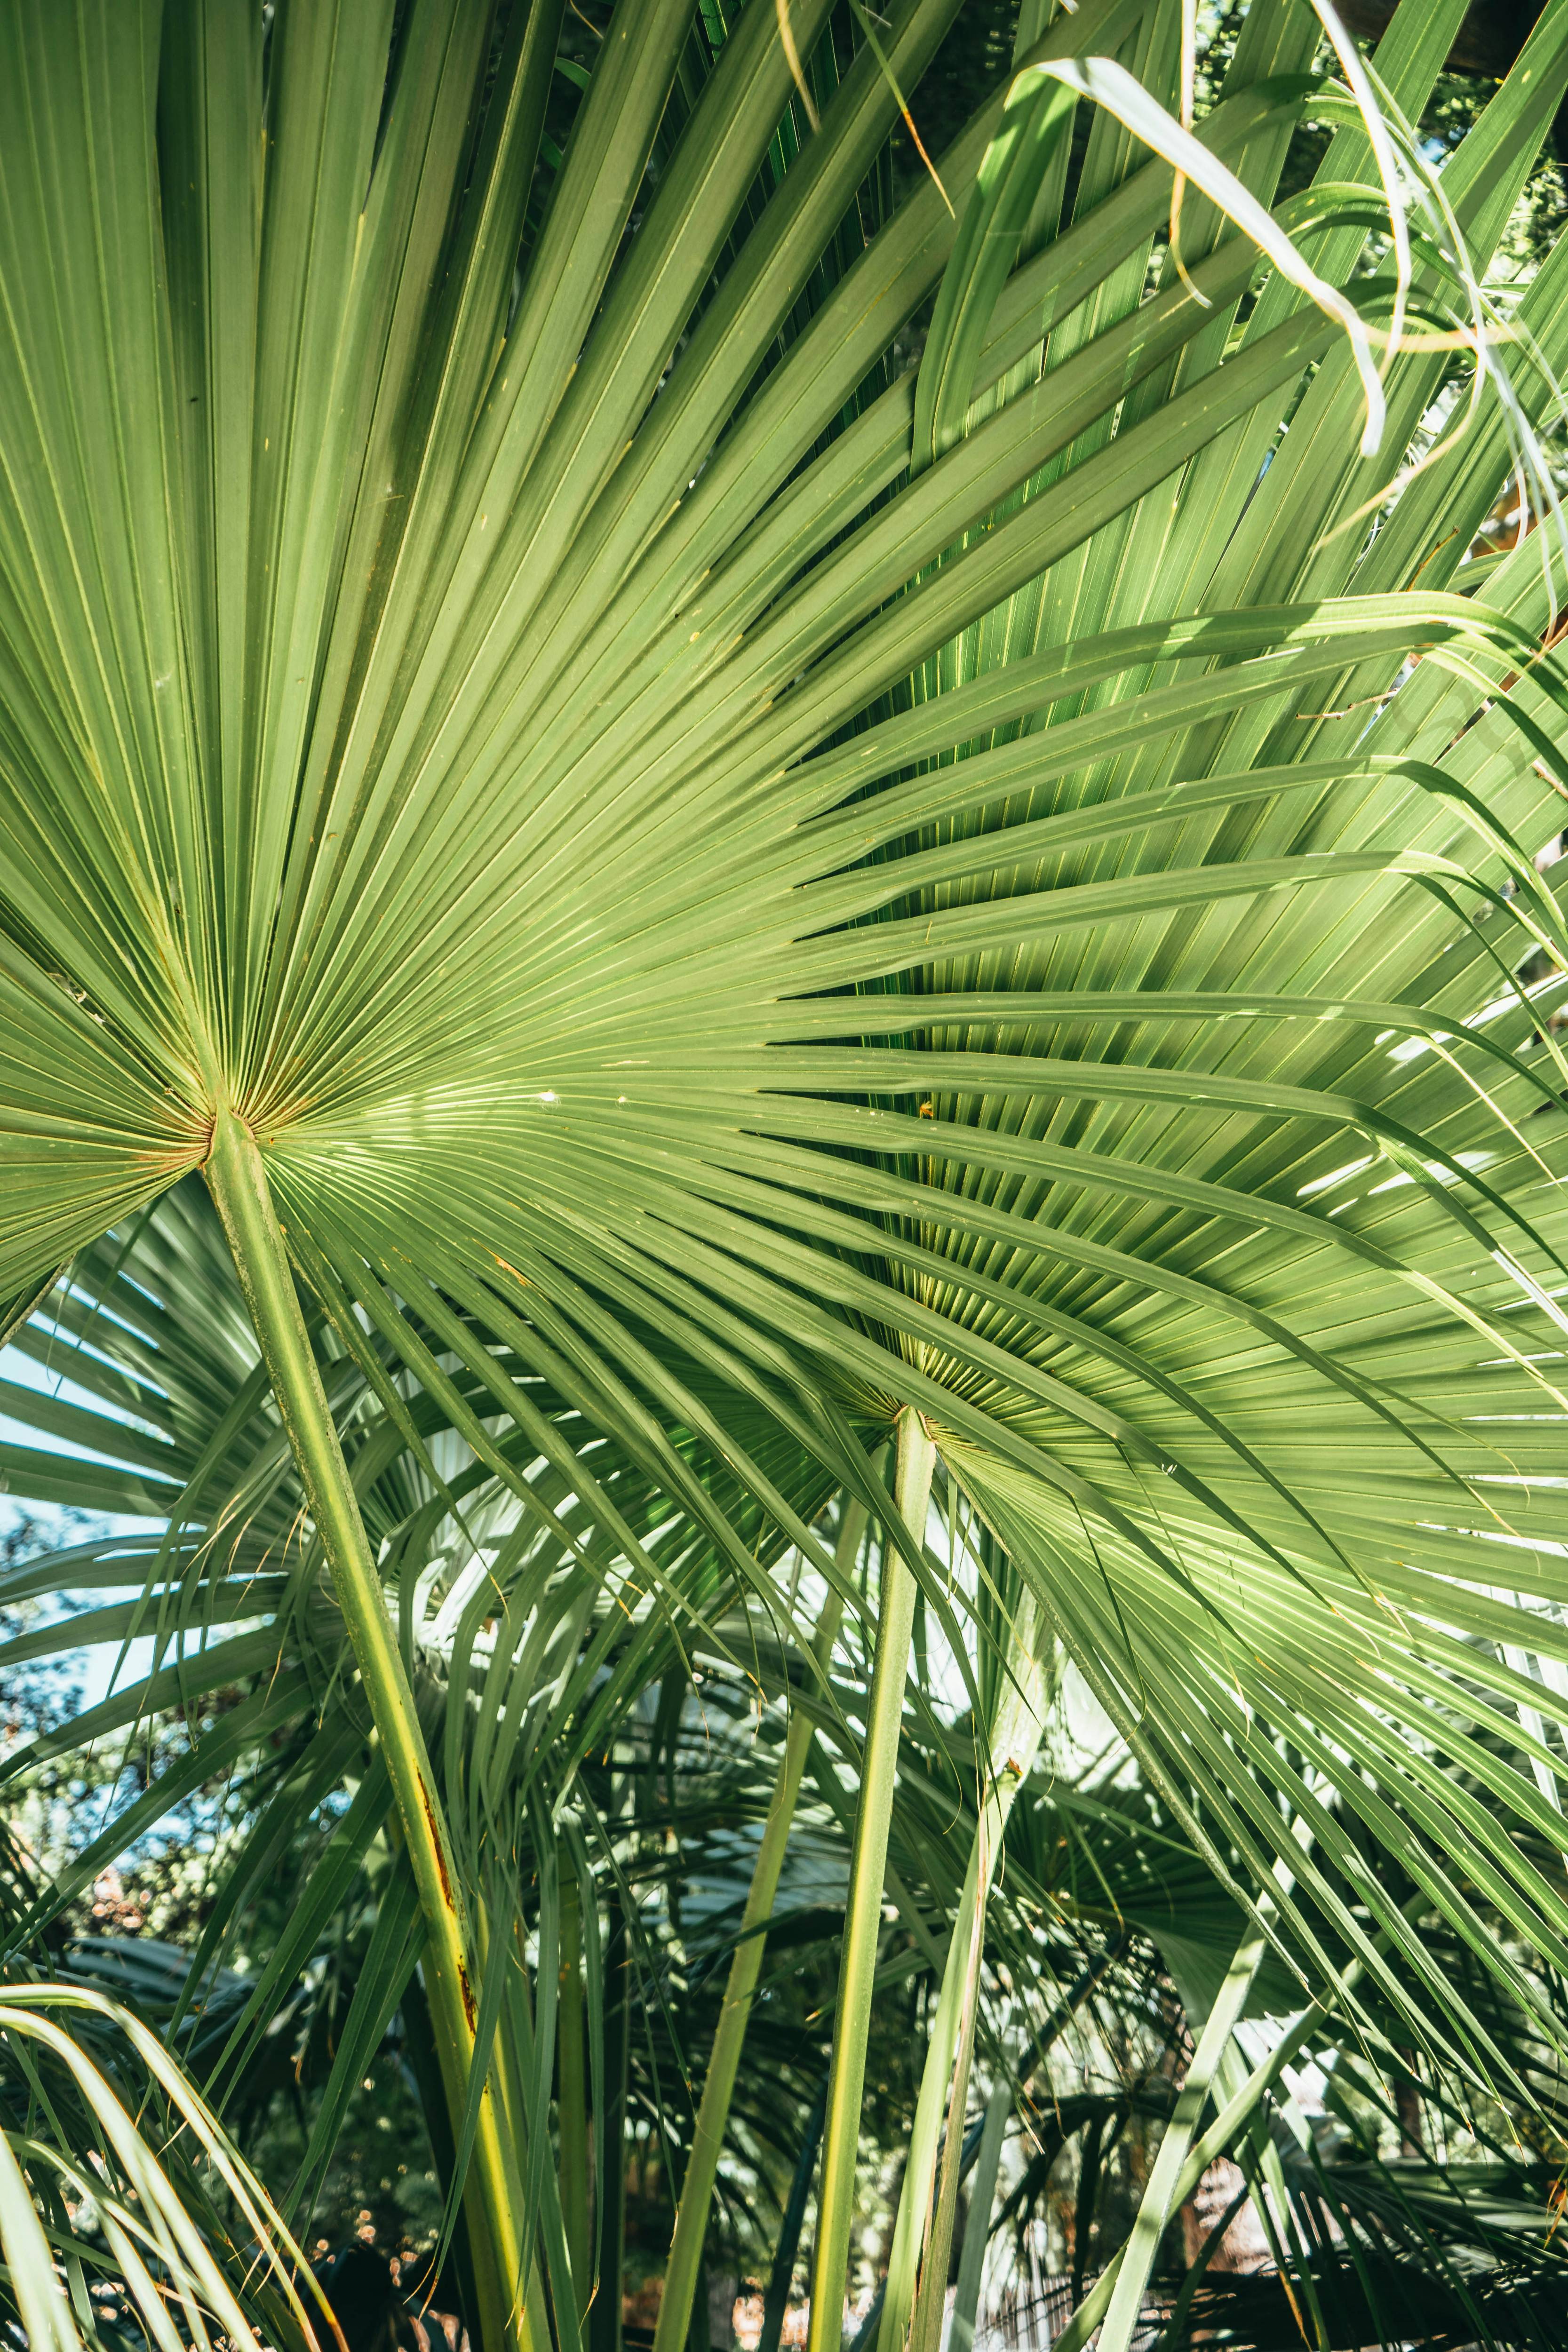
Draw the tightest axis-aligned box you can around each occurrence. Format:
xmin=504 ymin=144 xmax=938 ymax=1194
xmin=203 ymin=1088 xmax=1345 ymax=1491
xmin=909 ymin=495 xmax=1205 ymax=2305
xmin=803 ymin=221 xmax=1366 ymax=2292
xmin=3 ymin=0 xmax=1568 ymax=2346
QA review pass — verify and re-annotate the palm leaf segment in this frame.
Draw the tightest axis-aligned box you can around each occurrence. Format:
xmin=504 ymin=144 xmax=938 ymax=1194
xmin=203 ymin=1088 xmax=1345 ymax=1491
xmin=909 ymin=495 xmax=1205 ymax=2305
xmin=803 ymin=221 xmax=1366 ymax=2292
xmin=7 ymin=0 xmax=1568 ymax=2145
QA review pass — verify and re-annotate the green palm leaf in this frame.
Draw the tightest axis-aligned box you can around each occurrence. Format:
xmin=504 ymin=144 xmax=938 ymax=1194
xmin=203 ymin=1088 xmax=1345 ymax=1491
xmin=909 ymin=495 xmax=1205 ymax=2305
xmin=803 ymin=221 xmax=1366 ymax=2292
xmin=8 ymin=0 xmax=1568 ymax=2338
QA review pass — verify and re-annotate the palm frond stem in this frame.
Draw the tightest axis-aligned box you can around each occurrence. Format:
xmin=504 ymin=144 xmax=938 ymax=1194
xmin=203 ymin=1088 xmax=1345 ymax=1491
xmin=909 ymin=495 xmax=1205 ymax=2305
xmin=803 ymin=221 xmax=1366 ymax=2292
xmin=809 ymin=1415 xmax=935 ymax=2352
xmin=201 ymin=1104 xmax=527 ymax=2352
xmin=885 ymin=1583 xmax=1050 ymax=2352
xmin=559 ymin=1870 xmax=591 ymax=2323
xmin=656 ymin=1497 xmax=868 ymax=2352
xmin=1089 ymin=1918 xmax=1272 ymax=2352
xmin=947 ymin=2083 xmax=1011 ymax=2352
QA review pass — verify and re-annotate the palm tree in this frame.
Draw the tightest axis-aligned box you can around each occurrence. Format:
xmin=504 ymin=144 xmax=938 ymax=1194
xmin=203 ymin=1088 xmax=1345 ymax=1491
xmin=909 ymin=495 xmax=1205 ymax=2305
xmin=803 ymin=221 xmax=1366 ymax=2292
xmin=6 ymin=0 xmax=1568 ymax=2344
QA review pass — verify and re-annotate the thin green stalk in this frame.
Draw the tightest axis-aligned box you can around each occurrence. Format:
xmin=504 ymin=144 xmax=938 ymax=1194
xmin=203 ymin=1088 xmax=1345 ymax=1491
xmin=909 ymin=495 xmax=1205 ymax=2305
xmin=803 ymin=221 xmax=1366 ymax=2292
xmin=1069 ymin=1892 xmax=1427 ymax=2352
xmin=482 ymin=1902 xmax=559 ymax=2352
xmin=1214 ymin=2040 xmax=1325 ymax=2352
xmin=203 ymin=1105 xmax=526 ymax=2352
xmin=758 ymin=2070 xmax=830 ymax=2352
xmin=1051 ymin=1927 xmax=1287 ymax=2352
xmin=1063 ymin=1817 xmax=1331 ymax=2352
xmin=881 ymin=1590 xmax=1047 ymax=2352
xmin=589 ymin=1882 xmax=629 ymax=2352
xmin=1051 ymin=2009 xmax=1318 ymax=2352
xmin=807 ymin=1413 xmax=936 ymax=2352
xmin=1091 ymin=1923 xmax=1269 ymax=2352
xmin=948 ymin=2082 xmax=1010 ymax=2352
xmin=559 ymin=1872 xmax=590 ymax=2320
xmin=654 ymin=1500 xmax=868 ymax=2352
xmin=387 ymin=1971 xmax=487 ymax=2333
xmin=1154 ymin=2177 xmax=1252 ymax=2351
xmin=908 ymin=1913 xmax=982 ymax=2352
